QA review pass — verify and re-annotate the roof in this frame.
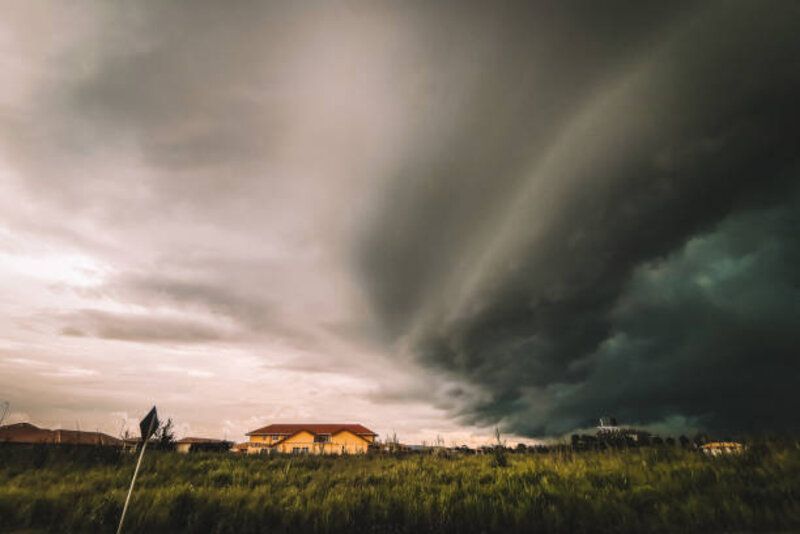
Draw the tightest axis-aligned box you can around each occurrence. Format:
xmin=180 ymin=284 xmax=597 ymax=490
xmin=0 ymin=422 xmax=48 ymax=443
xmin=0 ymin=422 xmax=122 ymax=446
xmin=702 ymin=441 xmax=744 ymax=449
xmin=246 ymin=423 xmax=377 ymax=437
xmin=1 ymin=422 xmax=38 ymax=430
xmin=176 ymin=437 xmax=226 ymax=444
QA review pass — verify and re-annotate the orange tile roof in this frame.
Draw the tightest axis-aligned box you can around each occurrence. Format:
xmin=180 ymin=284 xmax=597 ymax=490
xmin=246 ymin=423 xmax=376 ymax=437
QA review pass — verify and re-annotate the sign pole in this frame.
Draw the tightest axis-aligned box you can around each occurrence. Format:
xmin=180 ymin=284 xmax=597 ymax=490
xmin=117 ymin=407 xmax=158 ymax=534
xmin=116 ymin=437 xmax=148 ymax=534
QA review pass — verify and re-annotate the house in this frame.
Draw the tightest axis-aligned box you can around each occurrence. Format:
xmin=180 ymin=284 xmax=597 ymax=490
xmin=594 ymin=416 xmax=649 ymax=444
xmin=0 ymin=422 xmax=122 ymax=447
xmin=245 ymin=423 xmax=377 ymax=455
xmin=701 ymin=441 xmax=744 ymax=456
xmin=597 ymin=416 xmax=618 ymax=430
xmin=175 ymin=437 xmax=232 ymax=453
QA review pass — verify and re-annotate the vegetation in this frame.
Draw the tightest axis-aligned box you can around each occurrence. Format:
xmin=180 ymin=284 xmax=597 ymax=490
xmin=1 ymin=440 xmax=799 ymax=533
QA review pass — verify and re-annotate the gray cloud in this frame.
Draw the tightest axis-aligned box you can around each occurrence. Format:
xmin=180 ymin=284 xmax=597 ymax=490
xmin=358 ymin=1 xmax=800 ymax=436
xmin=1 ymin=0 xmax=798 ymax=442
xmin=110 ymin=275 xmax=274 ymax=329
xmin=58 ymin=309 xmax=227 ymax=343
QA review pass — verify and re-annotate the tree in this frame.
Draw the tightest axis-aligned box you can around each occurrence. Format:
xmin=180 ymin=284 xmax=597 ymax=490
xmin=491 ymin=427 xmax=508 ymax=467
xmin=494 ymin=427 xmax=505 ymax=448
xmin=386 ymin=431 xmax=401 ymax=453
xmin=0 ymin=400 xmax=9 ymax=426
xmin=693 ymin=432 xmax=710 ymax=447
xmin=155 ymin=418 xmax=176 ymax=449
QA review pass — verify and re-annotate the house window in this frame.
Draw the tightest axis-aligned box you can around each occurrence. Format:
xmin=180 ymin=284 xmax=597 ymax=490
xmin=292 ymin=447 xmax=301 ymax=454
xmin=314 ymin=434 xmax=330 ymax=443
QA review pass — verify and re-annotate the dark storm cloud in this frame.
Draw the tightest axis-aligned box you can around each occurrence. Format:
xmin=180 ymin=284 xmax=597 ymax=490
xmin=3 ymin=0 xmax=798 ymax=442
xmin=359 ymin=1 xmax=800 ymax=436
xmin=537 ymin=202 xmax=800 ymax=436
xmin=357 ymin=0 xmax=699 ymax=336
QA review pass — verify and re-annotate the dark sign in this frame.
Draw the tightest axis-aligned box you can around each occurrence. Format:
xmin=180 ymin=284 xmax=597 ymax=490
xmin=139 ymin=406 xmax=159 ymax=441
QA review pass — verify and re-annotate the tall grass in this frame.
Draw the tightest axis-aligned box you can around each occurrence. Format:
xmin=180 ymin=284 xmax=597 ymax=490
xmin=1 ymin=441 xmax=799 ymax=533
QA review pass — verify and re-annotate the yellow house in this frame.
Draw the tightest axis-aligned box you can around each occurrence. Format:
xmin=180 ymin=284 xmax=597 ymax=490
xmin=701 ymin=441 xmax=744 ymax=456
xmin=245 ymin=423 xmax=377 ymax=455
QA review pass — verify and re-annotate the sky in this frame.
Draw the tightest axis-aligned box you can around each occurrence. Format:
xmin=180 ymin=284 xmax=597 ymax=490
xmin=0 ymin=1 xmax=798 ymax=445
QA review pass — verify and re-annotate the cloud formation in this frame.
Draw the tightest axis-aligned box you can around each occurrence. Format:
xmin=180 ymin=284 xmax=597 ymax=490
xmin=358 ymin=1 xmax=800 ymax=436
xmin=0 ymin=0 xmax=797 ymax=441
xmin=58 ymin=309 xmax=228 ymax=343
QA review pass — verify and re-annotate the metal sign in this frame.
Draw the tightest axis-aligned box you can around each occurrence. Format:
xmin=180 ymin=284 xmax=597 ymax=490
xmin=139 ymin=406 xmax=159 ymax=441
xmin=118 ymin=406 xmax=159 ymax=534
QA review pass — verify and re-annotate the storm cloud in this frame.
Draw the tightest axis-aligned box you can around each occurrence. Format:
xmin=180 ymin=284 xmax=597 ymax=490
xmin=0 ymin=0 xmax=798 ymax=441
xmin=359 ymin=1 xmax=800 ymax=436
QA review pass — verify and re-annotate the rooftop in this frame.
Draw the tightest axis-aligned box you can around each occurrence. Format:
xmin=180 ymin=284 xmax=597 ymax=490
xmin=0 ymin=422 xmax=122 ymax=446
xmin=247 ymin=423 xmax=377 ymax=437
xmin=176 ymin=437 xmax=227 ymax=444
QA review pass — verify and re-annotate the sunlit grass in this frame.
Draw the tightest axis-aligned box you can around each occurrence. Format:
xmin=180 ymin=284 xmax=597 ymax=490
xmin=1 ymin=441 xmax=799 ymax=533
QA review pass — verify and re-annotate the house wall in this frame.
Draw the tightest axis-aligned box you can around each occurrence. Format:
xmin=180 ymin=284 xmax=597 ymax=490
xmin=330 ymin=430 xmax=370 ymax=454
xmin=274 ymin=430 xmax=317 ymax=454
xmin=247 ymin=429 xmax=373 ymax=455
xmin=249 ymin=434 xmax=281 ymax=445
xmin=249 ymin=430 xmax=369 ymax=455
xmin=247 ymin=433 xmax=284 ymax=454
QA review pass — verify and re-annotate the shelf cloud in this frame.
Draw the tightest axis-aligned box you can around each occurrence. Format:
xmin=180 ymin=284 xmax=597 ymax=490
xmin=1 ymin=0 xmax=798 ymax=440
xmin=357 ymin=1 xmax=800 ymax=435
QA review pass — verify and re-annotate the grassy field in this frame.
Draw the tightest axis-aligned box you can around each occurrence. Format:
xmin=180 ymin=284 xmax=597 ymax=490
xmin=1 ymin=442 xmax=799 ymax=533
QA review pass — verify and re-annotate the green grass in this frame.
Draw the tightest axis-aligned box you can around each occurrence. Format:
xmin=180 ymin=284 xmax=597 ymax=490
xmin=1 ymin=442 xmax=799 ymax=533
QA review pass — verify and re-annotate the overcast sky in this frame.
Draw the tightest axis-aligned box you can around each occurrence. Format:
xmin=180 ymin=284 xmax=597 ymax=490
xmin=1 ymin=1 xmax=798 ymax=444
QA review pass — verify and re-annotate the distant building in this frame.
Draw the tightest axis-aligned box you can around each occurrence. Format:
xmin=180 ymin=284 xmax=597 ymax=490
xmin=593 ymin=416 xmax=650 ymax=444
xmin=175 ymin=437 xmax=232 ymax=453
xmin=230 ymin=442 xmax=250 ymax=454
xmin=701 ymin=441 xmax=744 ymax=456
xmin=245 ymin=423 xmax=377 ymax=455
xmin=0 ymin=422 xmax=121 ymax=446
xmin=597 ymin=416 xmax=619 ymax=432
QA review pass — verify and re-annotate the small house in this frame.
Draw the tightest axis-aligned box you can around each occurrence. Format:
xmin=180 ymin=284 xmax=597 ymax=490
xmin=175 ymin=437 xmax=232 ymax=453
xmin=245 ymin=423 xmax=377 ymax=455
xmin=701 ymin=441 xmax=744 ymax=456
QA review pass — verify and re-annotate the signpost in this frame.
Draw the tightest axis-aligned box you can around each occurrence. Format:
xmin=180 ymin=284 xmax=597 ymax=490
xmin=117 ymin=406 xmax=159 ymax=534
